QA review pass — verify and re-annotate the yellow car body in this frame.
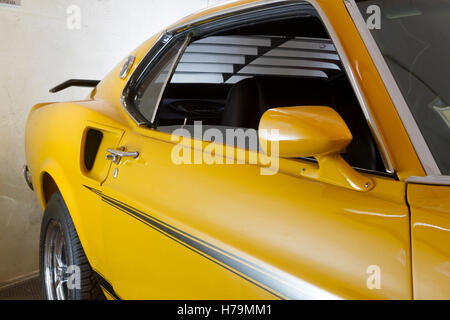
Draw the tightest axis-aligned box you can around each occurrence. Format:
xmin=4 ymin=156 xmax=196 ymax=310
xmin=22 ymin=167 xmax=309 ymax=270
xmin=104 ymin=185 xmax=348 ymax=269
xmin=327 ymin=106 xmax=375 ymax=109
xmin=24 ymin=0 xmax=450 ymax=300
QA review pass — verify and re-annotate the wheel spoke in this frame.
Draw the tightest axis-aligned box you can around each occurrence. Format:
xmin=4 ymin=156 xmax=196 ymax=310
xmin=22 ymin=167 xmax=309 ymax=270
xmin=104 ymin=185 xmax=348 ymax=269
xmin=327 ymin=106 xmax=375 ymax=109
xmin=55 ymin=281 xmax=65 ymax=299
xmin=43 ymin=221 xmax=68 ymax=300
xmin=55 ymin=255 xmax=64 ymax=268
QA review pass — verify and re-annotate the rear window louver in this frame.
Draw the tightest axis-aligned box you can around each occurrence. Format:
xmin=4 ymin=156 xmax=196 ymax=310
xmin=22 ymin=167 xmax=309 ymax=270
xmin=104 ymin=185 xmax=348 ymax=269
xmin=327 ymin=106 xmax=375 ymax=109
xmin=172 ymin=35 xmax=341 ymax=84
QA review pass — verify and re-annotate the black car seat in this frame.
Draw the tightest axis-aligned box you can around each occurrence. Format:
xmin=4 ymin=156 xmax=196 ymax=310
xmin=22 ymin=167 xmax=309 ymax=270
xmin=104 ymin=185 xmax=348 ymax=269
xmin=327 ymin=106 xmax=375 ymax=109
xmin=221 ymin=76 xmax=384 ymax=171
xmin=221 ymin=76 xmax=333 ymax=129
xmin=221 ymin=77 xmax=266 ymax=129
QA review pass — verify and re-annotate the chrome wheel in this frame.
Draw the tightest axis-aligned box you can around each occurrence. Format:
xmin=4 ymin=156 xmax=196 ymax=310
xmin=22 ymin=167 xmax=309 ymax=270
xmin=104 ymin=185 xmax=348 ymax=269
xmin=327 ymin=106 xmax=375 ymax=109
xmin=43 ymin=220 xmax=69 ymax=300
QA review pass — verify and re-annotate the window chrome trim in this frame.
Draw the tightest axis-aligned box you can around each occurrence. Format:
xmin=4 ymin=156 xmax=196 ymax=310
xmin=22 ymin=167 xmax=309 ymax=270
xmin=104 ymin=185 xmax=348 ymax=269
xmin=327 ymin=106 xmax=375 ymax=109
xmin=406 ymin=176 xmax=450 ymax=186
xmin=121 ymin=0 xmax=395 ymax=174
xmin=120 ymin=93 xmax=147 ymax=126
xmin=150 ymin=35 xmax=191 ymax=124
xmin=343 ymin=0 xmax=442 ymax=176
xmin=308 ymin=0 xmax=394 ymax=174
xmin=120 ymin=32 xmax=171 ymax=126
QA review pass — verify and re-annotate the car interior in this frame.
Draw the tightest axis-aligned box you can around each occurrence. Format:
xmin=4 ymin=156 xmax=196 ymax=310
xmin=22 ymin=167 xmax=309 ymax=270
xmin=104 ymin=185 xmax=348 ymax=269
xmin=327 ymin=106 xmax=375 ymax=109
xmin=137 ymin=15 xmax=386 ymax=173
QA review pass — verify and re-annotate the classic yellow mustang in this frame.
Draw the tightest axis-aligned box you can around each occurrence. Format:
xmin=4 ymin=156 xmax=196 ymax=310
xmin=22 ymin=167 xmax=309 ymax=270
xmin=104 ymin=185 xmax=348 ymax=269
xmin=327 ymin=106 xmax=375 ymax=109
xmin=24 ymin=0 xmax=450 ymax=300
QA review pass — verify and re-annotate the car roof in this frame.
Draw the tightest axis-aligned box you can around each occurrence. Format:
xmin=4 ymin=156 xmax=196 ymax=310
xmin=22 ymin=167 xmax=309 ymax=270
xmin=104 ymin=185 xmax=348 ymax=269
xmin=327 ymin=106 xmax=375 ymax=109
xmin=166 ymin=0 xmax=272 ymax=32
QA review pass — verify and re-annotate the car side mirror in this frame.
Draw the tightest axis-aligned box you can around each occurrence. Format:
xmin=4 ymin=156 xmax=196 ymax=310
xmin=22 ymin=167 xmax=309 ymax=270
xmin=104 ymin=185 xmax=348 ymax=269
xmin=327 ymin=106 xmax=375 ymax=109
xmin=258 ymin=106 xmax=374 ymax=191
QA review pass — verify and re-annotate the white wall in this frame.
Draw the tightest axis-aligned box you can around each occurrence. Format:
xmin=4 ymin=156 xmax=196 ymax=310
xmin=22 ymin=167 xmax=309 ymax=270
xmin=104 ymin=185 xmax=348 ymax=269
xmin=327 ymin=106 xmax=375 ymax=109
xmin=0 ymin=0 xmax=228 ymax=284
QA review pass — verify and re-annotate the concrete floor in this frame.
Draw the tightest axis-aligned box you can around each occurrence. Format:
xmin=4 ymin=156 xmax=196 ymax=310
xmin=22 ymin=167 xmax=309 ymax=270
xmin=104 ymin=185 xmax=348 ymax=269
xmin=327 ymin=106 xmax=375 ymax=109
xmin=0 ymin=276 xmax=42 ymax=300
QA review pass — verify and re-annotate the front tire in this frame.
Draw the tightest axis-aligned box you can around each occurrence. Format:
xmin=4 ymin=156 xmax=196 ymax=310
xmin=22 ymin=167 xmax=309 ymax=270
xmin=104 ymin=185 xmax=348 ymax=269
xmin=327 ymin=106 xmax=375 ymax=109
xmin=39 ymin=191 xmax=105 ymax=300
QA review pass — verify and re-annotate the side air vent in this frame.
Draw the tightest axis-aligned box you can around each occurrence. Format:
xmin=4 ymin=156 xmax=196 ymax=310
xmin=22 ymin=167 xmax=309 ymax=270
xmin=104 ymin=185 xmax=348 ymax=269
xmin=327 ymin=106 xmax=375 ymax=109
xmin=84 ymin=129 xmax=103 ymax=171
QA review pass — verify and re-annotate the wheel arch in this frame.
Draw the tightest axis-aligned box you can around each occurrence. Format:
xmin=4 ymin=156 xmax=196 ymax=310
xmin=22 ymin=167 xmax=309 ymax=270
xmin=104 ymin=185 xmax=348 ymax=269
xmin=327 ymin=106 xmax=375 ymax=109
xmin=37 ymin=161 xmax=91 ymax=260
xmin=42 ymin=172 xmax=59 ymax=205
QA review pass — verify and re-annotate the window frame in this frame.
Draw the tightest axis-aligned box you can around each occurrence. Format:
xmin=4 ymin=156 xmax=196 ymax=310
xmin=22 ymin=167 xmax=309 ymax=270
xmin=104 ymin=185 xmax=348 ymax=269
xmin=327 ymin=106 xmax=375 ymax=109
xmin=120 ymin=0 xmax=396 ymax=176
xmin=121 ymin=1 xmax=317 ymax=127
xmin=138 ymin=36 xmax=191 ymax=125
xmin=120 ymin=32 xmax=187 ymax=126
xmin=346 ymin=0 xmax=450 ymax=185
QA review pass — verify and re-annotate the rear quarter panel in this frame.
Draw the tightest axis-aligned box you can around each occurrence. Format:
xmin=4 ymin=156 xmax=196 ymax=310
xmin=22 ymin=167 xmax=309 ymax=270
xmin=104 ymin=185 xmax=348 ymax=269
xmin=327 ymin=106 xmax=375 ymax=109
xmin=24 ymin=30 xmax=161 ymax=283
xmin=24 ymin=100 xmax=128 ymax=280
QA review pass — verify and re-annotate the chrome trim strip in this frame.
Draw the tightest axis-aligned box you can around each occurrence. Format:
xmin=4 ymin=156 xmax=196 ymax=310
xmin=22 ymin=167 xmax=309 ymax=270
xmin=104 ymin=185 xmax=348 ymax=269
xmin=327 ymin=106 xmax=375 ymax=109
xmin=120 ymin=55 xmax=136 ymax=79
xmin=120 ymin=94 xmax=146 ymax=126
xmin=406 ymin=176 xmax=450 ymax=186
xmin=86 ymin=185 xmax=342 ymax=300
xmin=120 ymin=0 xmax=395 ymax=173
xmin=343 ymin=0 xmax=441 ymax=176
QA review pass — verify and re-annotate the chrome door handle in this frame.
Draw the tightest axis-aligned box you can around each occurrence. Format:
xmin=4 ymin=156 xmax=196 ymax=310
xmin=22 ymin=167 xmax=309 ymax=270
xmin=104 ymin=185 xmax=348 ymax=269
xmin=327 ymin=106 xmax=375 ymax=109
xmin=106 ymin=148 xmax=139 ymax=164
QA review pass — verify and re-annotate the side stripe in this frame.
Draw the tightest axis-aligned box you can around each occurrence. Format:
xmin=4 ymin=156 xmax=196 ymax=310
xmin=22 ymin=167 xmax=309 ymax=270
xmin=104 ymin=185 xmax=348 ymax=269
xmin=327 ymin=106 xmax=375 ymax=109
xmin=94 ymin=271 xmax=121 ymax=300
xmin=84 ymin=185 xmax=340 ymax=300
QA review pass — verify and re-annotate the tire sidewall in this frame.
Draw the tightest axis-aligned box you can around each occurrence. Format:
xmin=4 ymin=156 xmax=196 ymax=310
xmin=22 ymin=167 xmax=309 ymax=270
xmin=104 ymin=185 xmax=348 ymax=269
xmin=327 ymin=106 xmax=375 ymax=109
xmin=39 ymin=192 xmax=80 ymax=300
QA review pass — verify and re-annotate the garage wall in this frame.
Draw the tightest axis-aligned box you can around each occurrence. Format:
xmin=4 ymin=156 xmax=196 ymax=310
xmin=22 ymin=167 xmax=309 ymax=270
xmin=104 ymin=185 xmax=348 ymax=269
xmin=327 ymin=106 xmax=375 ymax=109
xmin=0 ymin=0 xmax=228 ymax=285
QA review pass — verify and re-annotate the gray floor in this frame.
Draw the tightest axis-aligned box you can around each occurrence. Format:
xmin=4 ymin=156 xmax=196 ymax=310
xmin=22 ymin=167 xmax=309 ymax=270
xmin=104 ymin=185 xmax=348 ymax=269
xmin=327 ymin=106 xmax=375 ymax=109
xmin=0 ymin=276 xmax=42 ymax=300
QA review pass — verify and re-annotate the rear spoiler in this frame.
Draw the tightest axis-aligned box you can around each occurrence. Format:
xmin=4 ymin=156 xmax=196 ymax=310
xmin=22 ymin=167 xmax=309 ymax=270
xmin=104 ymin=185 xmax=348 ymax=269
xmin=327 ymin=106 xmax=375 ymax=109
xmin=49 ymin=79 xmax=100 ymax=93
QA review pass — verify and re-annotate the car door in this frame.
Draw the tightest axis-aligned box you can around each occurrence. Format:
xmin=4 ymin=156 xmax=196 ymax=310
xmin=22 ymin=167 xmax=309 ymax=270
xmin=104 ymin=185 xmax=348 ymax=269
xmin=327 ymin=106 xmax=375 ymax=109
xmin=94 ymin=5 xmax=413 ymax=300
xmin=96 ymin=126 xmax=412 ymax=300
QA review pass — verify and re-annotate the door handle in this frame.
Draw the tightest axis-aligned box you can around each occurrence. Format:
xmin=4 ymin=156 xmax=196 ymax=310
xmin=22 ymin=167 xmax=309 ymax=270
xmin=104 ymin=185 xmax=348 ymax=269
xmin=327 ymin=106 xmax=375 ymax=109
xmin=106 ymin=148 xmax=139 ymax=164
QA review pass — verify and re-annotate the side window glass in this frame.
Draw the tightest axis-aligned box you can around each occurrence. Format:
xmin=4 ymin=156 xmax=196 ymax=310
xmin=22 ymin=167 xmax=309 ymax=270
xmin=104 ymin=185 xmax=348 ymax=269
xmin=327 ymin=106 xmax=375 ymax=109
xmin=131 ymin=10 xmax=387 ymax=173
xmin=154 ymin=35 xmax=339 ymax=130
xmin=135 ymin=38 xmax=188 ymax=123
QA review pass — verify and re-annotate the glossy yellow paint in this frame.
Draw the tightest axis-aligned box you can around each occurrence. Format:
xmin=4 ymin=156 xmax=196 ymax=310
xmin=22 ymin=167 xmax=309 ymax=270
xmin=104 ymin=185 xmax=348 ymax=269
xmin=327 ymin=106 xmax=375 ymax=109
xmin=408 ymin=184 xmax=450 ymax=299
xmin=23 ymin=0 xmax=448 ymax=300
xmin=25 ymin=100 xmax=127 ymax=284
xmin=259 ymin=106 xmax=353 ymax=158
xmin=317 ymin=0 xmax=425 ymax=179
xmin=100 ymin=126 xmax=411 ymax=299
xmin=259 ymin=106 xmax=374 ymax=191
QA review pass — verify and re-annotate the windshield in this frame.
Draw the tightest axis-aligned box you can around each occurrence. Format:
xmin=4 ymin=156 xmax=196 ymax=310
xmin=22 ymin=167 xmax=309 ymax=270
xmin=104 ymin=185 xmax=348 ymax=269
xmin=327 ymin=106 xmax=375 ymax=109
xmin=356 ymin=0 xmax=450 ymax=175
